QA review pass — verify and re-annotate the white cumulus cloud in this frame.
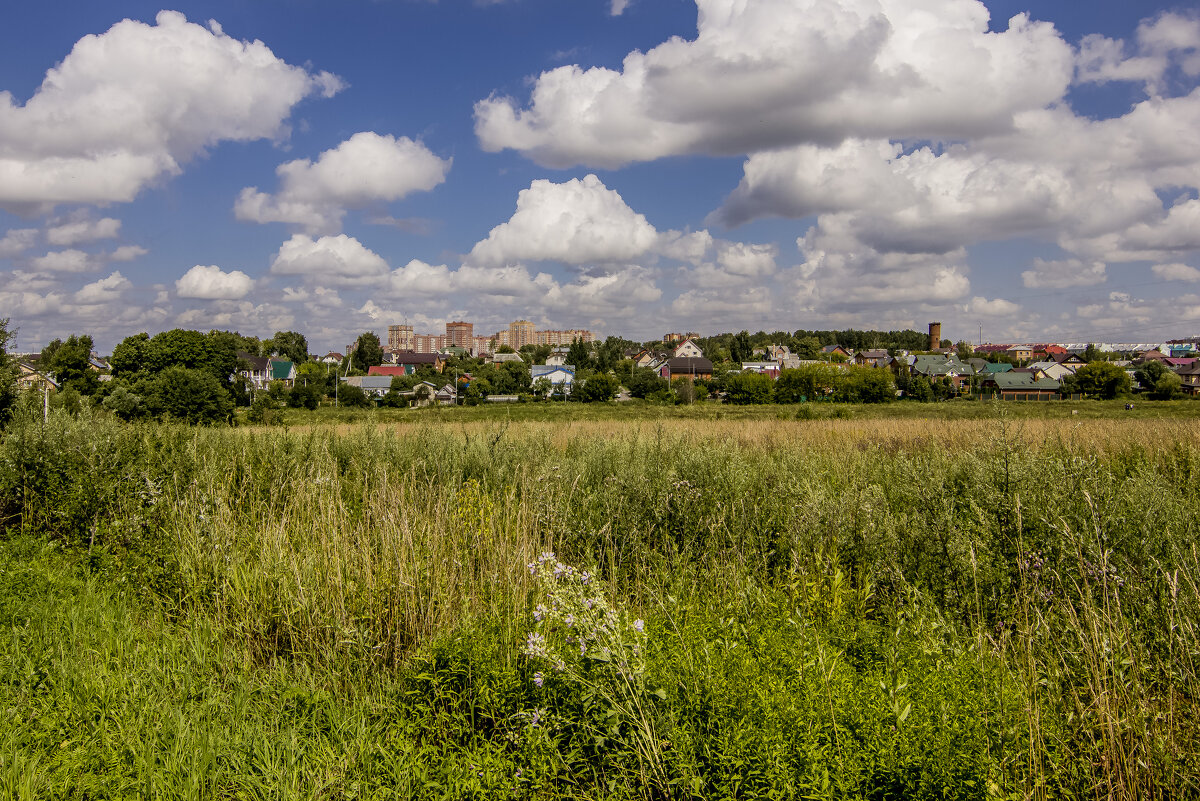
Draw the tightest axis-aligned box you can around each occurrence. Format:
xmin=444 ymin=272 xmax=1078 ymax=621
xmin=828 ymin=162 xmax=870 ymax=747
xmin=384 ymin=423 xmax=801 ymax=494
xmin=1152 ymin=262 xmax=1200 ymax=281
xmin=0 ymin=228 xmax=38 ymax=258
xmin=269 ymin=234 xmax=389 ymax=286
xmin=45 ymin=216 xmax=121 ymax=246
xmin=1021 ymin=258 xmax=1106 ymax=289
xmin=235 ymin=132 xmax=451 ymax=234
xmin=0 ymin=10 xmax=342 ymax=211
xmin=475 ymin=0 xmax=1073 ymax=167
xmin=176 ymin=264 xmax=254 ymax=300
xmin=75 ymin=271 xmax=132 ymax=304
xmin=468 ymin=174 xmax=658 ymax=266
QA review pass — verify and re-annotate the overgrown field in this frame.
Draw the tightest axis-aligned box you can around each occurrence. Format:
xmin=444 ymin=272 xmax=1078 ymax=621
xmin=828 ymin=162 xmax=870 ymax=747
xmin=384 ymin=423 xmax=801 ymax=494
xmin=2 ymin=408 xmax=1199 ymax=799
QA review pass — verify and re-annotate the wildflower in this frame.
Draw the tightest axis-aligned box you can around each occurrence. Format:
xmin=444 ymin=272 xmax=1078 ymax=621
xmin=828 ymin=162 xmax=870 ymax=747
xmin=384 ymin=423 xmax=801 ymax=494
xmin=533 ymin=672 xmax=545 ymax=687
xmin=633 ymin=619 xmax=645 ymax=633
xmin=553 ymin=658 xmax=566 ymax=673
xmin=524 ymin=631 xmax=548 ymax=658
xmin=580 ymin=571 xmax=591 ymax=585
xmin=564 ymin=613 xmax=575 ymax=628
xmin=534 ymin=604 xmax=548 ymax=622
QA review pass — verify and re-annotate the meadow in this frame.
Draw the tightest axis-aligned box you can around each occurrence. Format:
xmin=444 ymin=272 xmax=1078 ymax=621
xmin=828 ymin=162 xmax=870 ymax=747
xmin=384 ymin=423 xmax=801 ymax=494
xmin=2 ymin=401 xmax=1199 ymax=799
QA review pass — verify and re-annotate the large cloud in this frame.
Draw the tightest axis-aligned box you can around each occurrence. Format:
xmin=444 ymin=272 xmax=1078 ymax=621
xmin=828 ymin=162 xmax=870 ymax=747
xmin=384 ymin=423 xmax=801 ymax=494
xmin=468 ymin=174 xmax=659 ymax=266
xmin=0 ymin=228 xmax=37 ymax=258
xmin=475 ymin=0 xmax=1073 ymax=167
xmin=45 ymin=216 xmax=122 ymax=246
xmin=235 ymin=132 xmax=451 ymax=233
xmin=175 ymin=264 xmax=254 ymax=300
xmin=269 ymin=234 xmax=389 ymax=286
xmin=0 ymin=11 xmax=342 ymax=211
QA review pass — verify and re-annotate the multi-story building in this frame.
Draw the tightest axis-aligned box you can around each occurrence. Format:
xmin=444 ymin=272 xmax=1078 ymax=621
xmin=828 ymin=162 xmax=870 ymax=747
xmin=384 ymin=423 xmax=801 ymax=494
xmin=388 ymin=324 xmax=414 ymax=352
xmin=473 ymin=335 xmax=495 ymax=355
xmin=413 ymin=334 xmax=446 ymax=353
xmin=508 ymin=320 xmax=537 ymax=350
xmin=536 ymin=329 xmax=596 ymax=346
xmin=663 ymin=332 xmax=700 ymax=344
xmin=446 ymin=321 xmax=473 ymax=350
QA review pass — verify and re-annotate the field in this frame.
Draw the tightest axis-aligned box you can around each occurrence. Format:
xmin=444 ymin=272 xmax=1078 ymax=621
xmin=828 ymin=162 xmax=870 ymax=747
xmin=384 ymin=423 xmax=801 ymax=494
xmin=2 ymin=401 xmax=1199 ymax=799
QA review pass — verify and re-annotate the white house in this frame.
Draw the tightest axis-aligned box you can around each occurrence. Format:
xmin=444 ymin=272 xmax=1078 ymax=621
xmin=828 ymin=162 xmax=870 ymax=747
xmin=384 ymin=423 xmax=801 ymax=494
xmin=673 ymin=338 xmax=704 ymax=359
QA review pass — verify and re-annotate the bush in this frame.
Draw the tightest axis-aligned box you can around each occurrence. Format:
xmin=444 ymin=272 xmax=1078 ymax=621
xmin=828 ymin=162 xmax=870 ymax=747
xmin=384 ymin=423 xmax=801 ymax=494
xmin=338 ymin=383 xmax=373 ymax=409
xmin=724 ymin=371 xmax=773 ymax=404
xmin=578 ymin=373 xmax=619 ymax=403
xmin=142 ymin=366 xmax=234 ymax=425
xmin=288 ymin=382 xmax=322 ymax=410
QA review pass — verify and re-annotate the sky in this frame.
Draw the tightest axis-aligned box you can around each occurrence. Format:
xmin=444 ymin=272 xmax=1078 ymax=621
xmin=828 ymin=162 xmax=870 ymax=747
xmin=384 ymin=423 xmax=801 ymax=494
xmin=2 ymin=0 xmax=1200 ymax=354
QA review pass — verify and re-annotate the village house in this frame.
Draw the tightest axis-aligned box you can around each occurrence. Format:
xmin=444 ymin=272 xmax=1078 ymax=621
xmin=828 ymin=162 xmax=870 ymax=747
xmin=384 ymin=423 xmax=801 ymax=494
xmin=237 ymin=352 xmax=296 ymax=389
xmin=673 ymin=338 xmax=704 ymax=359
xmin=532 ymin=364 xmax=575 ymax=392
xmin=741 ymin=361 xmax=781 ymax=378
xmin=659 ymin=357 xmax=714 ymax=381
xmin=980 ymin=372 xmax=1061 ymax=401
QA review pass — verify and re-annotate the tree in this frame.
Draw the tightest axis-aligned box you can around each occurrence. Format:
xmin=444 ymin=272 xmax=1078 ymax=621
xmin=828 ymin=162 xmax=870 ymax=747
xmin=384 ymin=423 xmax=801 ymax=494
xmin=101 ymin=385 xmax=146 ymax=421
xmin=775 ymin=364 xmax=840 ymax=403
xmin=142 ymin=366 xmax=234 ymax=424
xmin=729 ymin=331 xmax=753 ymax=364
xmin=794 ymin=336 xmax=822 ymax=360
xmin=110 ymin=332 xmax=150 ymax=378
xmin=288 ymin=382 xmax=322 ymax=410
xmin=1134 ymin=359 xmax=1168 ymax=392
xmin=351 ymin=332 xmax=384 ymax=372
xmin=1153 ymin=371 xmax=1183 ymax=400
xmin=265 ymin=331 xmax=309 ymax=364
xmin=338 ymin=383 xmax=373 ymax=408
xmin=1063 ymin=362 xmax=1130 ymax=399
xmin=566 ymin=338 xmax=591 ymax=371
xmin=494 ymin=360 xmax=532 ymax=394
xmin=532 ymin=376 xmax=553 ymax=400
xmin=577 ymin=373 xmax=618 ymax=402
xmin=42 ymin=334 xmax=98 ymax=395
xmin=594 ymin=337 xmax=624 ymax=372
xmin=837 ymin=367 xmax=895 ymax=404
xmin=724 ymin=371 xmax=773 ymax=404
xmin=672 ymin=377 xmax=697 ymax=404
xmin=0 ymin=318 xmax=18 ymax=424
xmin=627 ymin=366 xmax=668 ymax=399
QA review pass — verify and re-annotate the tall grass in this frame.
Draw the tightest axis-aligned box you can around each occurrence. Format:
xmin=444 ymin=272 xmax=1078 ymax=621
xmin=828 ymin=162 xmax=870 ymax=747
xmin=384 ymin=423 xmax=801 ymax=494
xmin=2 ymin=406 xmax=1199 ymax=797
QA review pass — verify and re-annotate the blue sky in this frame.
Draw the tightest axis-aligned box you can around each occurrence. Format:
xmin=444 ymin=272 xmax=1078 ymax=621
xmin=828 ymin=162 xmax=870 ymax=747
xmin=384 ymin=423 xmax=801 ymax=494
xmin=2 ymin=0 xmax=1199 ymax=353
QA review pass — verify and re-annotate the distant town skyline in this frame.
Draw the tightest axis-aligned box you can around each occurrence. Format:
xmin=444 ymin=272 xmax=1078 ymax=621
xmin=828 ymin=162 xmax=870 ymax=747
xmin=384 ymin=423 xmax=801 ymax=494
xmin=2 ymin=1 xmax=1199 ymax=352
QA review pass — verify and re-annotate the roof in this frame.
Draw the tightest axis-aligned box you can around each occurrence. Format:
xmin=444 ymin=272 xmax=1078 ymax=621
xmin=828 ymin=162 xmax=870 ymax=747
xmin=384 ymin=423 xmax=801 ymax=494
xmin=663 ymin=357 xmax=714 ymax=372
xmin=989 ymin=372 xmax=1060 ymax=390
xmin=532 ymin=364 xmax=575 ymax=378
xmin=368 ymin=365 xmax=410 ymax=376
xmin=857 ymin=349 xmax=889 ymax=359
xmin=392 ymin=353 xmax=443 ymax=365
xmin=911 ymin=354 xmax=973 ymax=376
xmin=821 ymin=344 xmax=848 ymax=353
xmin=269 ymin=359 xmax=294 ymax=381
xmin=237 ymin=351 xmax=269 ymax=372
xmin=356 ymin=376 xmax=395 ymax=390
xmin=982 ymin=362 xmax=1014 ymax=373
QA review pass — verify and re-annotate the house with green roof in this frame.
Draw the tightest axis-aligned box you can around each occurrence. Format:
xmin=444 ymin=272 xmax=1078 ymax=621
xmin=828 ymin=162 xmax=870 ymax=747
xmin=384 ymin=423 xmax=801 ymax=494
xmin=980 ymin=371 xmax=1061 ymax=401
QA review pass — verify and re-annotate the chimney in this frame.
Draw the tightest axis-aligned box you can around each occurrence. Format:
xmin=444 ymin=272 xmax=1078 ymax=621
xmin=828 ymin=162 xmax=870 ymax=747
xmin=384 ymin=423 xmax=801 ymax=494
xmin=928 ymin=322 xmax=942 ymax=351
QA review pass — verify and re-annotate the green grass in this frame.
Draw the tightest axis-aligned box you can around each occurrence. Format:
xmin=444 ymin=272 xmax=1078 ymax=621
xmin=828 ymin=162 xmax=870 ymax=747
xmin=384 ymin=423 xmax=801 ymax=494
xmin=258 ymin=396 xmax=1200 ymax=428
xmin=2 ymin=407 xmax=1199 ymax=798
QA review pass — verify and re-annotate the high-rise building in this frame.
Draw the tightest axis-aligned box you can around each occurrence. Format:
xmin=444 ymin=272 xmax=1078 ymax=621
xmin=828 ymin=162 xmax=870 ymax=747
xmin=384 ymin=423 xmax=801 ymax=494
xmin=509 ymin=320 xmax=536 ymax=350
xmin=446 ymin=321 xmax=473 ymax=350
xmin=388 ymin=324 xmax=414 ymax=352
